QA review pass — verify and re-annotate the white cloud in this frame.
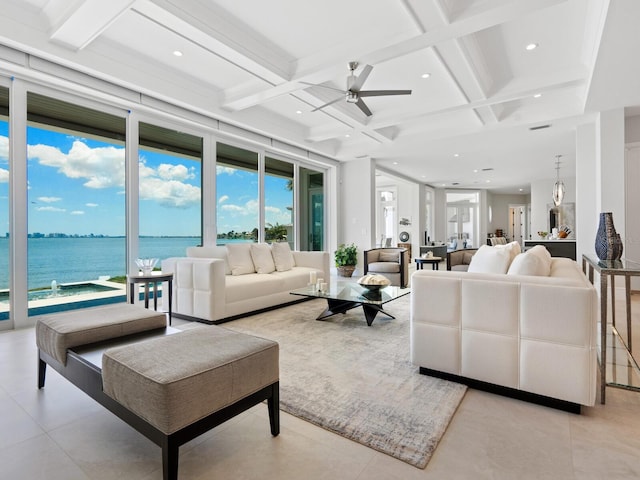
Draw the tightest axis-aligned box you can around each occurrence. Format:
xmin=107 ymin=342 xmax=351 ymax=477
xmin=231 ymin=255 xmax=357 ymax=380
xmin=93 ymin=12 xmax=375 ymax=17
xmin=157 ymin=163 xmax=194 ymax=181
xmin=38 ymin=196 xmax=62 ymax=203
xmin=29 ymin=140 xmax=125 ymax=189
xmin=219 ymin=199 xmax=259 ymax=216
xmin=0 ymin=168 xmax=8 ymax=184
xmin=218 ymin=195 xmax=229 ymax=204
xmin=216 ymin=166 xmax=237 ymax=175
xmin=71 ymin=210 xmax=85 ymax=215
xmin=0 ymin=135 xmax=7 ymax=161
xmin=220 ymin=204 xmax=244 ymax=213
xmin=85 ymin=203 xmax=99 ymax=207
xmin=36 ymin=206 xmax=66 ymax=212
xmin=26 ymin=140 xmax=201 ymax=209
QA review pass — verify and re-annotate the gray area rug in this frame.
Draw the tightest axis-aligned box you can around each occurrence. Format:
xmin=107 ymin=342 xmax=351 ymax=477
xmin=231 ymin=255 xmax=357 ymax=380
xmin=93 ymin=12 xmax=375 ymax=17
xmin=222 ymin=294 xmax=467 ymax=469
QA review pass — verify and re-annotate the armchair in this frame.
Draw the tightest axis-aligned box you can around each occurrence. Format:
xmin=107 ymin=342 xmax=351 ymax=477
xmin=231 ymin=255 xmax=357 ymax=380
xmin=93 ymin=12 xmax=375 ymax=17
xmin=363 ymin=248 xmax=409 ymax=288
xmin=446 ymin=248 xmax=478 ymax=271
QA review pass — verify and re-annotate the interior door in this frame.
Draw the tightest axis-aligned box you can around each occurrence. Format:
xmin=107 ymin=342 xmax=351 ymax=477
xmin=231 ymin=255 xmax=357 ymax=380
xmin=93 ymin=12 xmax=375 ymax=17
xmin=447 ymin=205 xmax=476 ymax=249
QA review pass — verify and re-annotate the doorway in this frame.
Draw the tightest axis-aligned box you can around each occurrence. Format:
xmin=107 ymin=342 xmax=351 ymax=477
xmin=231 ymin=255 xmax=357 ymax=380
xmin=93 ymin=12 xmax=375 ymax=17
xmin=509 ymin=204 xmax=526 ymax=247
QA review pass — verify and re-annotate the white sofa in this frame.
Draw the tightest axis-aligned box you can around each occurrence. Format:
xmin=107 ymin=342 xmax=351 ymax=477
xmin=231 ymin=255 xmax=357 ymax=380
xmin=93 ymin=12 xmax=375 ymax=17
xmin=162 ymin=244 xmax=330 ymax=323
xmin=410 ymin=250 xmax=598 ymax=411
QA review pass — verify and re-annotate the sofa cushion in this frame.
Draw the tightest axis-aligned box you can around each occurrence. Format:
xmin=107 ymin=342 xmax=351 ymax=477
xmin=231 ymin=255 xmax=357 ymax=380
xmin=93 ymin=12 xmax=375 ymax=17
xmin=467 ymin=245 xmax=512 ymax=274
xmin=187 ymin=246 xmax=231 ymax=274
xmin=250 ymin=243 xmax=276 ymax=274
xmin=508 ymin=251 xmax=548 ymax=276
xmin=494 ymin=241 xmax=521 ymax=264
xmin=526 ymin=245 xmax=552 ymax=276
xmin=378 ymin=251 xmax=400 ymax=262
xmin=271 ymin=242 xmax=295 ymax=272
xmin=225 ymin=274 xmax=284 ymax=303
xmin=368 ymin=261 xmax=401 ymax=273
xmin=226 ymin=244 xmax=256 ymax=275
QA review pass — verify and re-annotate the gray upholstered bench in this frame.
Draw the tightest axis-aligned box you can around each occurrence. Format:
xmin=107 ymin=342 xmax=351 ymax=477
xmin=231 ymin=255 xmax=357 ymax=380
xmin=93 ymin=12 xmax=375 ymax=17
xmin=36 ymin=304 xmax=280 ymax=480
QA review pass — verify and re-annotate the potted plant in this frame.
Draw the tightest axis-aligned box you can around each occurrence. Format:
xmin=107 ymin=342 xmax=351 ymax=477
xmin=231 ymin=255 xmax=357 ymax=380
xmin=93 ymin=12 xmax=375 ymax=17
xmin=335 ymin=243 xmax=358 ymax=277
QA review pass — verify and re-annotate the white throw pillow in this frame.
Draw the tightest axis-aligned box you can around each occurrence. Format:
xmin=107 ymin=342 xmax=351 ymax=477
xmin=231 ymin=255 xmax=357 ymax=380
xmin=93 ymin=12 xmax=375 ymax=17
xmin=226 ymin=243 xmax=256 ymax=275
xmin=507 ymin=251 xmax=548 ymax=276
xmin=271 ymin=242 xmax=295 ymax=272
xmin=467 ymin=245 xmax=512 ymax=274
xmin=525 ymin=245 xmax=552 ymax=276
xmin=494 ymin=241 xmax=521 ymax=265
xmin=250 ymin=243 xmax=276 ymax=274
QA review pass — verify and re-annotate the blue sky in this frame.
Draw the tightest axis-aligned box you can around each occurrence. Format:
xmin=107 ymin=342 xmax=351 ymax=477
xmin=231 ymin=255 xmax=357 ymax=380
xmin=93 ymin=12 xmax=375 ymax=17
xmin=0 ymin=122 xmax=293 ymax=237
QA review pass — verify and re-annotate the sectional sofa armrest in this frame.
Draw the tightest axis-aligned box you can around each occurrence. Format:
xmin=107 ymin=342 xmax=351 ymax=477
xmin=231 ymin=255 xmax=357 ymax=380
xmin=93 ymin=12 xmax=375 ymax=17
xmin=161 ymin=257 xmax=227 ymax=321
xmin=292 ymin=251 xmax=330 ymax=282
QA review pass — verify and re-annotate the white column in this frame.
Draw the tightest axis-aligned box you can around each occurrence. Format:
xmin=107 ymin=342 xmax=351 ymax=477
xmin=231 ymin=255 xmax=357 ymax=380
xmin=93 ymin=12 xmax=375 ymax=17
xmin=576 ymin=122 xmax=597 ymax=259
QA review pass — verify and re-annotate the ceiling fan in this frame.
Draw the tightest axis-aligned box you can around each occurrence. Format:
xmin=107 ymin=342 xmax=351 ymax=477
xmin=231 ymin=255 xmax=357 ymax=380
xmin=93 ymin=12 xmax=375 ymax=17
xmin=305 ymin=62 xmax=412 ymax=117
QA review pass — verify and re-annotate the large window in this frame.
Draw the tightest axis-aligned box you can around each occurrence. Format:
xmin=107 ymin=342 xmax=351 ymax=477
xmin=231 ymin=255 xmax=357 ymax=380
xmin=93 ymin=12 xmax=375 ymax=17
xmin=138 ymin=122 xmax=203 ymax=259
xmin=0 ymin=86 xmax=8 ymax=322
xmin=299 ymin=166 xmax=324 ymax=251
xmin=264 ymin=156 xmax=294 ymax=248
xmin=216 ymin=143 xmax=259 ymax=244
xmin=26 ymin=92 xmax=126 ymax=313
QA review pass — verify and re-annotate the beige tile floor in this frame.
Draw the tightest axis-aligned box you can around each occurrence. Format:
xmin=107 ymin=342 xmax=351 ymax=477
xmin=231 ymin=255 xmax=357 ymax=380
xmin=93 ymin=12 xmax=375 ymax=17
xmin=2 ymin=274 xmax=640 ymax=479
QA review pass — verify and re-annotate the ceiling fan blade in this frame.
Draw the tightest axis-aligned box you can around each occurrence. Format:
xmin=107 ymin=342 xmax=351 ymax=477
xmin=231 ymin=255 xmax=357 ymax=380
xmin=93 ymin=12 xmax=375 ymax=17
xmin=358 ymin=89 xmax=412 ymax=97
xmin=311 ymin=96 xmax=344 ymax=112
xmin=355 ymin=98 xmax=372 ymax=117
xmin=350 ymin=64 xmax=373 ymax=92
xmin=299 ymin=82 xmax=344 ymax=93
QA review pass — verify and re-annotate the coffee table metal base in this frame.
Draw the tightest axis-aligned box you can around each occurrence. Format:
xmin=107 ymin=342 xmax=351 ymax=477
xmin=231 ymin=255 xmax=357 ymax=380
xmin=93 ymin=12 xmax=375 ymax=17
xmin=318 ymin=298 xmax=395 ymax=326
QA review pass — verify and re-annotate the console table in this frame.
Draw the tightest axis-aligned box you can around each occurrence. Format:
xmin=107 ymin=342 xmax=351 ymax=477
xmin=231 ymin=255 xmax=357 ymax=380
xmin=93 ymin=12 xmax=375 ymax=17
xmin=582 ymin=254 xmax=640 ymax=403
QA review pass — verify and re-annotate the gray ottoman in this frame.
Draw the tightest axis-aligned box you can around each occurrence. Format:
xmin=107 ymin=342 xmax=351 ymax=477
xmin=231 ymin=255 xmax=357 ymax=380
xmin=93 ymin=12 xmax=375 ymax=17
xmin=36 ymin=305 xmax=279 ymax=480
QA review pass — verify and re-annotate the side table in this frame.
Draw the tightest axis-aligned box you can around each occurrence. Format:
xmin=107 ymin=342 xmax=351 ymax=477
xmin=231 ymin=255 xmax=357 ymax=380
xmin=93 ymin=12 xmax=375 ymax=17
xmin=582 ymin=254 xmax=640 ymax=403
xmin=127 ymin=272 xmax=173 ymax=325
xmin=415 ymin=257 xmax=442 ymax=270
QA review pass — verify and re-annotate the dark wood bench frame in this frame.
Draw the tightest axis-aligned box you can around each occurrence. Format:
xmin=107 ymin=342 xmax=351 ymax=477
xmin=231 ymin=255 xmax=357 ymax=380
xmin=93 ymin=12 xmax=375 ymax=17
xmin=38 ymin=328 xmax=280 ymax=480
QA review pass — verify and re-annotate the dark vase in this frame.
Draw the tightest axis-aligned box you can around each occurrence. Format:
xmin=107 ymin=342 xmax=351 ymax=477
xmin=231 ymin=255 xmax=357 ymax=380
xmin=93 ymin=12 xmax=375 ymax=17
xmin=595 ymin=212 xmax=623 ymax=261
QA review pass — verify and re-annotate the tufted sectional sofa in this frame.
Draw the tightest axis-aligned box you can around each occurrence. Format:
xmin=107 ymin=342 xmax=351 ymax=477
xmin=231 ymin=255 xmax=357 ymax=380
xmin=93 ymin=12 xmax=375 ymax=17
xmin=162 ymin=243 xmax=330 ymax=324
xmin=410 ymin=245 xmax=598 ymax=412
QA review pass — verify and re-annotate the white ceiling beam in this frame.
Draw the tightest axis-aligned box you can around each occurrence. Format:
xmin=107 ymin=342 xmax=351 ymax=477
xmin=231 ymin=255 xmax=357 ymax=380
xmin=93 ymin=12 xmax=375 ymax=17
xmin=45 ymin=0 xmax=137 ymax=50
xmin=223 ymin=0 xmax=567 ymax=113
xmin=133 ymin=0 xmax=293 ymax=85
xmin=305 ymin=74 xmax=585 ymax=142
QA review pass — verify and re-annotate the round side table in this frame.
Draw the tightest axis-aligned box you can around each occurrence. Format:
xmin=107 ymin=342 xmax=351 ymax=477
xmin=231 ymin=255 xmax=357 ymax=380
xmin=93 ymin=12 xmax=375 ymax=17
xmin=127 ymin=272 xmax=173 ymax=325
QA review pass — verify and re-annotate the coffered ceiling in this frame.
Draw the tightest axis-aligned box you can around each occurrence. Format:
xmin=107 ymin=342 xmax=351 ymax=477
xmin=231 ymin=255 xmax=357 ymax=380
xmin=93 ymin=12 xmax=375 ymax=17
xmin=1 ymin=0 xmax=639 ymax=193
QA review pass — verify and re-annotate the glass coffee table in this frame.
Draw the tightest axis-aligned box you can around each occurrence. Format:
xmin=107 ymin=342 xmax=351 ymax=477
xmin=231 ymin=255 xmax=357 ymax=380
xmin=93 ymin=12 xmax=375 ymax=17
xmin=290 ymin=283 xmax=410 ymax=326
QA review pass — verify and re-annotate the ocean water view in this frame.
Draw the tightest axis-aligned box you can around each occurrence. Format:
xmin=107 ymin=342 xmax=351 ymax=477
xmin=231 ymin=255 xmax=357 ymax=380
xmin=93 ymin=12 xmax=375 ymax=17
xmin=0 ymin=236 xmax=204 ymax=290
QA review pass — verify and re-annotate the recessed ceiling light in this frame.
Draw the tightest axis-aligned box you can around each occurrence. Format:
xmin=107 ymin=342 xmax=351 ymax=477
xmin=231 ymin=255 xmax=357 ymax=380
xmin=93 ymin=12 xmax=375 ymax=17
xmin=441 ymin=183 xmax=446 ymax=187
xmin=393 ymin=161 xmax=398 ymax=165
xmin=173 ymin=50 xmax=183 ymax=57
xmin=453 ymin=153 xmax=459 ymax=157
xmin=344 ymin=134 xmax=350 ymax=138
xmin=533 ymin=93 xmax=542 ymax=98
xmin=525 ymin=43 xmax=538 ymax=51
xmin=421 ymin=175 xmax=426 ymax=178
xmin=421 ymin=73 xmax=431 ymax=79
xmin=473 ymin=169 xmax=478 ymax=173
xmin=486 ymin=180 xmax=491 ymax=183
xmin=519 ymin=188 xmax=524 ymax=192
xmin=295 ymin=110 xmax=302 ymax=114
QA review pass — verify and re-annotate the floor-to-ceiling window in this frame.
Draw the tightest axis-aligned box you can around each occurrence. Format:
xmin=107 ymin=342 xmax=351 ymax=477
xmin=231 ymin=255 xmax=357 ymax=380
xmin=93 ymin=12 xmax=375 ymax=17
xmin=26 ymin=92 xmax=126 ymax=314
xmin=264 ymin=156 xmax=294 ymax=249
xmin=138 ymin=122 xmax=203 ymax=260
xmin=299 ymin=166 xmax=324 ymax=251
xmin=216 ymin=143 xmax=259 ymax=244
xmin=0 ymin=86 xmax=8 ymax=322
xmin=376 ymin=188 xmax=397 ymax=247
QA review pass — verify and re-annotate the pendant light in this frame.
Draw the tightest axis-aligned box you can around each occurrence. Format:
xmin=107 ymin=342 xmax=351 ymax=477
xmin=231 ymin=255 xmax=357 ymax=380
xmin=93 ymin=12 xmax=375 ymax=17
xmin=552 ymin=154 xmax=564 ymax=207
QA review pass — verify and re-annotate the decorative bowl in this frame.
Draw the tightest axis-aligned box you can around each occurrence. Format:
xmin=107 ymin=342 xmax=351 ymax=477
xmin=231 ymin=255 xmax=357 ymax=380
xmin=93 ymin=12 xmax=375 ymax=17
xmin=135 ymin=258 xmax=158 ymax=275
xmin=357 ymin=274 xmax=391 ymax=291
xmin=537 ymin=231 xmax=548 ymax=239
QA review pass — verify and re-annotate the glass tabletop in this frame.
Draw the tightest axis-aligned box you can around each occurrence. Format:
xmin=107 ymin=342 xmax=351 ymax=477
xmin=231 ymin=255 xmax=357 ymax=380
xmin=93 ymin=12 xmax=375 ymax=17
xmin=582 ymin=253 xmax=640 ymax=274
xmin=290 ymin=283 xmax=410 ymax=305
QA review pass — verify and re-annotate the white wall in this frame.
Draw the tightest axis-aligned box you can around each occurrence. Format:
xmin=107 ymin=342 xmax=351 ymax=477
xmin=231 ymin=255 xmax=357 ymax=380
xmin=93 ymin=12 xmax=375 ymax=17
xmin=576 ymin=122 xmax=597 ymax=260
xmin=489 ymin=193 xmax=530 ymax=238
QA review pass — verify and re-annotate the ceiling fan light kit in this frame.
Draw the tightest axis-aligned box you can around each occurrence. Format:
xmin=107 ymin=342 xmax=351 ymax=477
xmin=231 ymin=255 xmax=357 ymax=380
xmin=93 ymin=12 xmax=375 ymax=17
xmin=310 ymin=62 xmax=412 ymax=116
